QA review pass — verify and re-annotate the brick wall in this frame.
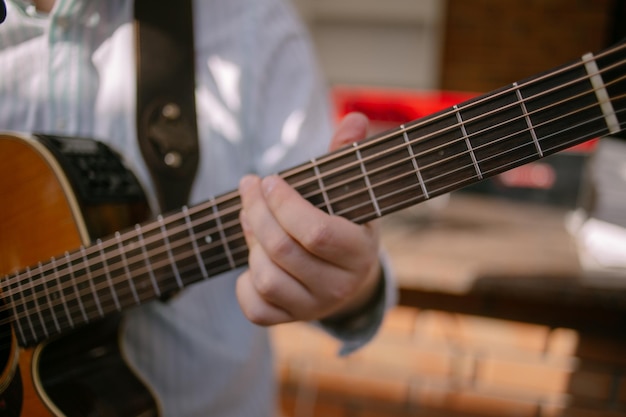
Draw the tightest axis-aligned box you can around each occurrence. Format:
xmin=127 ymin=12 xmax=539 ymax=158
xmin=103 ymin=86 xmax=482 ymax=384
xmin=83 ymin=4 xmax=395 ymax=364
xmin=272 ymin=306 xmax=626 ymax=417
xmin=440 ymin=0 xmax=615 ymax=93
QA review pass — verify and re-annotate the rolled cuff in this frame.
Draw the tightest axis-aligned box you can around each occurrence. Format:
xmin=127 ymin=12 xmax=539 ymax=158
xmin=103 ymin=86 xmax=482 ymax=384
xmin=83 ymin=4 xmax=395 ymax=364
xmin=317 ymin=250 xmax=397 ymax=356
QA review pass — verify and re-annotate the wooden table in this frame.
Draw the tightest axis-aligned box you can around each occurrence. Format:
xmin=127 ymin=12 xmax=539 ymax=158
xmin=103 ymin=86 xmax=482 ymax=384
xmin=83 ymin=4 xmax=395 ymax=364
xmin=380 ymin=193 xmax=626 ymax=333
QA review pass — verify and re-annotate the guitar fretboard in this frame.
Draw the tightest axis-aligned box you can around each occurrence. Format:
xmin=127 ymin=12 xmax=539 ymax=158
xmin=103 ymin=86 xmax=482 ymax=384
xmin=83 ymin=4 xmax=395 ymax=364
xmin=3 ymin=41 xmax=626 ymax=348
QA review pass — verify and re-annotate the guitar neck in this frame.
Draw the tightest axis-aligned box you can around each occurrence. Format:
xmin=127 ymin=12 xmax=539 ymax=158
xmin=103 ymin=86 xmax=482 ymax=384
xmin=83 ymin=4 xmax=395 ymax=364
xmin=4 ymin=41 xmax=626 ymax=348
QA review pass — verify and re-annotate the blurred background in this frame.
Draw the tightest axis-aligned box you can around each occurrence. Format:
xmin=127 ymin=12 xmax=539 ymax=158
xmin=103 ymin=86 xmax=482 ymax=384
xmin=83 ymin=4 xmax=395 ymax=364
xmin=271 ymin=1 xmax=626 ymax=417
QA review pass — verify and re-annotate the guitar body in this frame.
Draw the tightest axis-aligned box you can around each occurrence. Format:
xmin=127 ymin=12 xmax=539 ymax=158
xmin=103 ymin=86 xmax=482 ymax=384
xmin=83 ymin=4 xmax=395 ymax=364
xmin=0 ymin=133 xmax=158 ymax=416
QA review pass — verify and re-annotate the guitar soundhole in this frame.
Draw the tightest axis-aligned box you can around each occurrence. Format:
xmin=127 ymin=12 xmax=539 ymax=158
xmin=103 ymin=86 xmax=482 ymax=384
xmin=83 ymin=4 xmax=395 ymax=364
xmin=0 ymin=313 xmax=23 ymax=417
xmin=39 ymin=317 xmax=158 ymax=417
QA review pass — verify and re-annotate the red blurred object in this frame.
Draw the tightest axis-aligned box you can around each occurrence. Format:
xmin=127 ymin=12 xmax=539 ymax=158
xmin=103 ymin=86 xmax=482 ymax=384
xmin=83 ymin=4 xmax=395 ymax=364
xmin=331 ymin=85 xmax=598 ymax=152
xmin=332 ymin=86 xmax=478 ymax=126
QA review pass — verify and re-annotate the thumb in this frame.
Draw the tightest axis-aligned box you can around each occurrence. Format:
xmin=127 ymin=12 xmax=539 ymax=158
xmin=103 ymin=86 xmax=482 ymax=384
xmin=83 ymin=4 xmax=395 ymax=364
xmin=328 ymin=112 xmax=369 ymax=152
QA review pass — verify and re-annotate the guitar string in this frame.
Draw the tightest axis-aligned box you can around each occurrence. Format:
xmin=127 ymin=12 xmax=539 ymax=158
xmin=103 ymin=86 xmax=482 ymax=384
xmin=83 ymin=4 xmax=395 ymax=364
xmin=2 ymin=102 xmax=620 ymax=346
xmin=278 ymin=41 xmax=626 ymax=180
xmin=3 ymin=77 xmax=623 ymax=312
xmin=0 ymin=120 xmax=619 ymax=349
xmin=3 ymin=53 xmax=624 ymax=298
xmin=2 ymin=36 xmax=623 ymax=346
xmin=1 ymin=54 xmax=625 ymax=344
xmin=4 ymin=42 xmax=623 ymax=296
xmin=2 ymin=114 xmax=620 ymax=348
xmin=3 ymin=48 xmax=624 ymax=293
xmin=2 ymin=63 xmax=620 ymax=302
xmin=2 ymin=63 xmax=620 ymax=316
xmin=2 ymin=65 xmax=620 ymax=328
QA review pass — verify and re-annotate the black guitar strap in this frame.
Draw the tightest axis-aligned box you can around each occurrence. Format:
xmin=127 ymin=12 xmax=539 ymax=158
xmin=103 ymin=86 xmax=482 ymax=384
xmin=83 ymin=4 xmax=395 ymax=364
xmin=134 ymin=0 xmax=199 ymax=213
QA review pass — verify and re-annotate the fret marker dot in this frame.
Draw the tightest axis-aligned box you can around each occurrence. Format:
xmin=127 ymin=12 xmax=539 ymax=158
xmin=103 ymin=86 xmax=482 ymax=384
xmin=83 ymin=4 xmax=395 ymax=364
xmin=205 ymin=235 xmax=213 ymax=244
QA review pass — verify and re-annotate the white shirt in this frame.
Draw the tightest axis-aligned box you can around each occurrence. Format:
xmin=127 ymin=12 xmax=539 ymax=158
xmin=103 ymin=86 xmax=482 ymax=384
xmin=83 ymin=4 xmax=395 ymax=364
xmin=0 ymin=1 xmax=393 ymax=416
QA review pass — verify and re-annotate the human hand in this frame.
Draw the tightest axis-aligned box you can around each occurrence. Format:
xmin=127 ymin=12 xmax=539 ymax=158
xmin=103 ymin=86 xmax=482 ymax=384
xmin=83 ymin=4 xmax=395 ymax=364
xmin=236 ymin=112 xmax=382 ymax=326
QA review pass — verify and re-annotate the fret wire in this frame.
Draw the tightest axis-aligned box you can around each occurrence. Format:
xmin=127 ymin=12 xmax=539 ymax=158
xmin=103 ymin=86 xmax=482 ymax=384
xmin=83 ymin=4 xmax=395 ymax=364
xmin=81 ymin=245 xmax=103 ymax=318
xmin=11 ymin=234 xmax=249 ymax=324
xmin=65 ymin=251 xmax=88 ymax=323
xmin=182 ymin=191 xmax=239 ymax=227
xmin=282 ymin=65 xmax=626 ymax=211
xmin=211 ymin=198 xmax=236 ymax=269
xmin=344 ymin=138 xmax=531 ymax=221
xmin=353 ymin=142 xmax=381 ymax=217
xmin=279 ymin=44 xmax=626 ymax=184
xmin=8 ymin=49 xmax=625 ymax=306
xmin=401 ymin=124 xmax=429 ymax=199
xmin=8 ymin=112 xmax=608 ymax=326
xmin=4 ymin=272 xmax=28 ymax=344
xmin=336 ymin=128 xmax=508 ymax=218
xmin=26 ymin=266 xmax=48 ymax=339
xmin=22 ymin=268 xmax=37 ymax=339
xmin=2 ymin=88 xmax=620 ymax=316
xmin=2 ymin=214 xmax=224 ymax=319
xmin=4 ymin=240 xmax=250 ymax=324
xmin=63 ymin=216 xmax=216 ymax=309
xmin=2 ymin=111 xmax=619 ymax=331
xmin=183 ymin=205 xmax=210 ymax=280
xmin=33 ymin=212 xmax=221 ymax=311
xmin=8 ymin=89 xmax=624 ymax=330
xmin=513 ymin=82 xmax=543 ymax=157
xmin=51 ymin=256 xmax=74 ymax=329
xmin=312 ymin=158 xmax=334 ymax=215
xmin=0 ymin=103 xmax=616 ymax=322
xmin=115 ymin=231 xmax=140 ymax=305
xmin=135 ymin=224 xmax=162 ymax=298
xmin=0 ymin=191 xmax=231 ymax=295
xmin=57 ymin=245 xmax=197 ymax=311
xmin=4 ymin=55 xmax=624 ymax=298
xmin=303 ymin=76 xmax=626 ymax=207
xmin=158 ymin=214 xmax=184 ymax=289
xmin=351 ymin=122 xmax=619 ymax=224
xmin=318 ymin=106 xmax=625 ymax=224
xmin=453 ymin=104 xmax=483 ymax=180
xmin=6 ymin=237 xmax=212 ymax=324
xmin=74 ymin=265 xmax=101 ymax=323
xmin=298 ymin=94 xmax=615 ymax=221
xmin=97 ymin=239 xmax=121 ymax=311
xmin=2 ymin=55 xmax=620 ymax=322
xmin=39 ymin=261 xmax=61 ymax=333
xmin=0 ymin=202 xmax=260 ymax=324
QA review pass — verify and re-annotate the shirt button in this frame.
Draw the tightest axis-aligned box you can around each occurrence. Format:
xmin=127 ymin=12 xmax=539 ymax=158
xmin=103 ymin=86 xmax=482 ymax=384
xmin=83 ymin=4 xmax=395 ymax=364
xmin=55 ymin=17 xmax=70 ymax=30
xmin=85 ymin=13 xmax=100 ymax=28
xmin=25 ymin=5 xmax=38 ymax=16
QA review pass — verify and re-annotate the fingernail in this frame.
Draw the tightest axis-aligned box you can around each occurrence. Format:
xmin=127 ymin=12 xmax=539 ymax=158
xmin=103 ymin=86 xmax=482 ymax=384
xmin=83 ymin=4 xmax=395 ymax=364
xmin=240 ymin=210 xmax=250 ymax=232
xmin=262 ymin=175 xmax=279 ymax=196
xmin=239 ymin=175 xmax=255 ymax=192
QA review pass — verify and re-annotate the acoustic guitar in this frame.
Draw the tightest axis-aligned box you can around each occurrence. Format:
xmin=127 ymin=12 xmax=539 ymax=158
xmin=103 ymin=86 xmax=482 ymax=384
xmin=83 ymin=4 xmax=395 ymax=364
xmin=0 ymin=41 xmax=625 ymax=416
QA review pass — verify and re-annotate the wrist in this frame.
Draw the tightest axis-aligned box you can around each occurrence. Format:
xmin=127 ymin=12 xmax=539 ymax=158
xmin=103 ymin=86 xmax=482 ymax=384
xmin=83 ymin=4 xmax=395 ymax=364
xmin=320 ymin=265 xmax=385 ymax=329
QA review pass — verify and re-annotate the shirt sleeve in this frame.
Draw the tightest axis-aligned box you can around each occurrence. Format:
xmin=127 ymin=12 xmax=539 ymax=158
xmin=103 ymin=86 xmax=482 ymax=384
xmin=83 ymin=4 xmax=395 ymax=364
xmin=318 ymin=251 xmax=398 ymax=356
xmin=242 ymin=0 xmax=334 ymax=177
